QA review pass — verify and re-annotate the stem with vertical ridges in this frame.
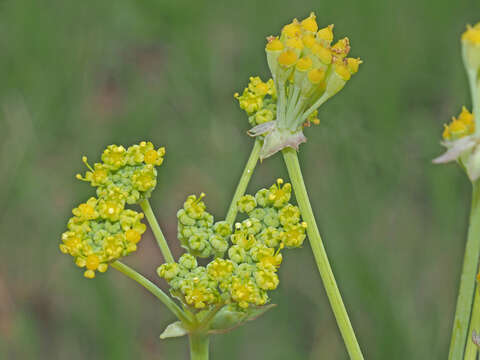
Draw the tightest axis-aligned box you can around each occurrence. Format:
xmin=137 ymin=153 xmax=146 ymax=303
xmin=448 ymin=181 xmax=480 ymax=360
xmin=281 ymin=147 xmax=364 ymax=360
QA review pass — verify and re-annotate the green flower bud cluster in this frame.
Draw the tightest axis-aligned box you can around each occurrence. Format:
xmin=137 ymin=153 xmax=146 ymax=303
xmin=234 ymin=76 xmax=277 ymax=127
xmin=77 ymin=141 xmax=165 ymax=205
xmin=60 ymin=197 xmax=147 ymax=279
xmin=177 ymin=193 xmax=232 ymax=258
xmin=61 ymin=141 xmax=164 ymax=278
xmin=158 ymin=179 xmax=307 ymax=311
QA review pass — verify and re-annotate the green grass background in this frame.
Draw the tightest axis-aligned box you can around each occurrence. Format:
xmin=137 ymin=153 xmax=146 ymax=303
xmin=2 ymin=0 xmax=480 ymax=358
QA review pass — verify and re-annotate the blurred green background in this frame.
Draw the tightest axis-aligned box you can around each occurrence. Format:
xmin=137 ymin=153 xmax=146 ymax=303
xmin=2 ymin=0 xmax=480 ymax=358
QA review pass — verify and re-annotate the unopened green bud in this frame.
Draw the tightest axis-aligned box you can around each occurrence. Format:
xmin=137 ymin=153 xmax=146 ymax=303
xmin=179 ymin=254 xmax=197 ymax=270
xmin=237 ymin=195 xmax=257 ymax=213
xmin=157 ymin=263 xmax=180 ymax=281
xmin=228 ymin=245 xmax=247 ymax=263
xmin=255 ymin=188 xmax=270 ymax=207
xmin=177 ymin=209 xmax=196 ymax=226
xmin=213 ymin=221 xmax=232 ymax=237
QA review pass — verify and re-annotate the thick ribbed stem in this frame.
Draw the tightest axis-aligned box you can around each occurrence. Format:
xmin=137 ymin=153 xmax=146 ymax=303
xmin=448 ymin=181 xmax=480 ymax=360
xmin=282 ymin=148 xmax=364 ymax=360
xmin=465 ymin=285 xmax=480 ymax=359
xmin=189 ymin=333 xmax=209 ymax=360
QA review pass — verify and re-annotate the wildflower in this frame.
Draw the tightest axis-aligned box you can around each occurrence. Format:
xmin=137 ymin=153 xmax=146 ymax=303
xmin=433 ymin=107 xmax=480 ymax=180
xmin=433 ymin=23 xmax=480 ymax=181
xmin=60 ymin=197 xmax=146 ymax=278
xmin=177 ymin=193 xmax=230 ymax=258
xmin=462 ymin=23 xmax=480 ymax=74
xmin=158 ymin=179 xmax=306 ymax=311
xmin=236 ymin=12 xmax=361 ymax=159
xmin=77 ymin=141 xmax=165 ymax=205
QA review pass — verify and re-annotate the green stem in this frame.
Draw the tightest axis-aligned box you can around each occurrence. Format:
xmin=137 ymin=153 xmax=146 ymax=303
xmin=140 ymin=199 xmax=174 ymax=263
xmin=467 ymin=69 xmax=480 ymax=132
xmin=225 ymin=139 xmax=262 ymax=226
xmin=301 ymin=92 xmax=330 ymax=122
xmin=189 ymin=333 xmax=209 ymax=360
xmin=281 ymin=148 xmax=364 ymax=360
xmin=449 ymin=181 xmax=480 ymax=360
xmin=465 ymin=285 xmax=480 ymax=360
xmin=111 ymin=261 xmax=191 ymax=323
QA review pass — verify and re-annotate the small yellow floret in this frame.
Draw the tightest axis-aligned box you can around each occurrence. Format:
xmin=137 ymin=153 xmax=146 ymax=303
xmin=308 ymin=68 xmax=326 ymax=84
xmin=296 ymin=57 xmax=313 ymax=72
xmin=278 ymin=50 xmax=298 ymax=67
xmin=301 ymin=12 xmax=318 ymax=33
xmin=84 ymin=270 xmax=95 ymax=279
xmin=442 ymin=107 xmax=475 ymax=140
xmin=458 ymin=106 xmax=475 ymax=126
xmin=266 ymin=38 xmax=284 ymax=51
xmin=282 ymin=20 xmax=302 ymax=38
xmin=126 ymin=229 xmax=141 ymax=244
xmin=334 ymin=63 xmax=351 ymax=81
xmin=331 ymin=37 xmax=351 ymax=58
xmin=311 ymin=43 xmax=332 ymax=64
xmin=144 ymin=149 xmax=158 ymax=164
xmin=462 ymin=23 xmax=480 ymax=45
xmin=286 ymin=37 xmax=304 ymax=50
xmin=302 ymin=34 xmax=316 ymax=49
xmin=86 ymin=254 xmax=100 ymax=271
xmin=317 ymin=24 xmax=334 ymax=43
xmin=347 ymin=58 xmax=362 ymax=74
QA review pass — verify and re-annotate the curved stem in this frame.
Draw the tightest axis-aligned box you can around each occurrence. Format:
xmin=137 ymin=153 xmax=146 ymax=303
xmin=111 ymin=261 xmax=191 ymax=323
xmin=189 ymin=333 xmax=209 ymax=360
xmin=465 ymin=285 xmax=480 ymax=360
xmin=140 ymin=199 xmax=174 ymax=263
xmin=281 ymin=148 xmax=364 ymax=360
xmin=449 ymin=181 xmax=480 ymax=360
xmin=225 ymin=139 xmax=262 ymax=226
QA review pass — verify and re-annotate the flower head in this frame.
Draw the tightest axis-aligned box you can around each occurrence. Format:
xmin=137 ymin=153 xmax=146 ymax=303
xmin=77 ymin=141 xmax=165 ymax=205
xmin=236 ymin=12 xmax=361 ymax=159
xmin=434 ymin=23 xmax=480 ymax=181
xmin=60 ymin=197 xmax=146 ymax=278
xmin=433 ymin=107 xmax=480 ymax=181
xmin=462 ymin=23 xmax=480 ymax=73
xmin=157 ymin=180 xmax=306 ymax=311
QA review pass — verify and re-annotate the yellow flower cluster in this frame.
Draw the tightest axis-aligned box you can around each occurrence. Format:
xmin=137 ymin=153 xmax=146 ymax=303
xmin=234 ymin=76 xmax=277 ymax=127
xmin=235 ymin=76 xmax=319 ymax=128
xmin=77 ymin=141 xmax=165 ymax=205
xmin=158 ymin=179 xmax=306 ymax=310
xmin=235 ymin=12 xmax=361 ymax=159
xmin=442 ymin=107 xmax=475 ymax=141
xmin=462 ymin=23 xmax=480 ymax=75
xmin=265 ymin=12 xmax=361 ymax=128
xmin=60 ymin=197 xmax=146 ymax=278
xmin=61 ymin=141 xmax=163 ymax=278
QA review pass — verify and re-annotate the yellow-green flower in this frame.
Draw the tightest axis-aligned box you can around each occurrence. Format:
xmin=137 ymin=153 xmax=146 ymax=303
xmin=442 ymin=107 xmax=475 ymax=141
xmin=157 ymin=179 xmax=306 ymax=311
xmin=236 ymin=12 xmax=361 ymax=159
xmin=60 ymin=197 xmax=146 ymax=278
xmin=462 ymin=22 xmax=480 ymax=73
xmin=77 ymin=141 xmax=165 ymax=204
